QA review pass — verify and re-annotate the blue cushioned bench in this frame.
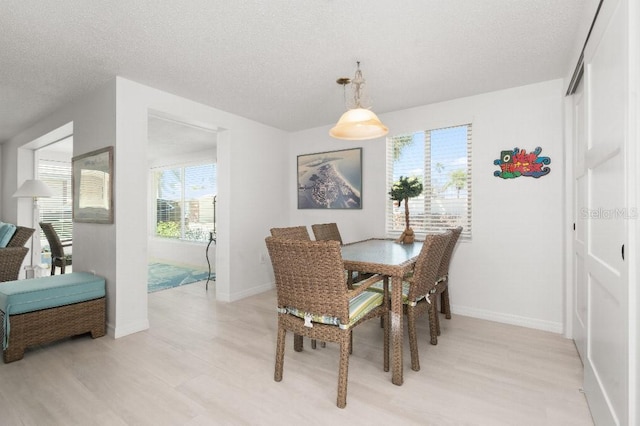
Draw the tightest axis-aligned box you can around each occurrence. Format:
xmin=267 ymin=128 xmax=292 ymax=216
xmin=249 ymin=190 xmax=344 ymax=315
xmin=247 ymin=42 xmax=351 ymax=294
xmin=0 ymin=272 xmax=106 ymax=363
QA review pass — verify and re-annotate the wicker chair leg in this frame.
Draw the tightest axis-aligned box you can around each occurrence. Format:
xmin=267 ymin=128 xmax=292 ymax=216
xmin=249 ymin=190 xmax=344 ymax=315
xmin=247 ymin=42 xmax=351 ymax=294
xmin=383 ymin=310 xmax=390 ymax=372
xmin=441 ymin=287 xmax=451 ymax=319
xmin=428 ymin=298 xmax=439 ymax=346
xmin=337 ymin=337 xmax=350 ymax=408
xmin=274 ymin=326 xmax=286 ymax=382
xmin=293 ymin=334 xmax=303 ymax=352
xmin=407 ymin=308 xmax=420 ymax=371
xmin=311 ymin=339 xmax=327 ymax=349
xmin=433 ymin=297 xmax=441 ymax=336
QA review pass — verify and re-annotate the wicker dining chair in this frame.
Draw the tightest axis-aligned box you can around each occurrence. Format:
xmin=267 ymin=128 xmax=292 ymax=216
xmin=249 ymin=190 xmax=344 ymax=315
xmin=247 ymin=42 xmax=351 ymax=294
xmin=435 ymin=226 xmax=463 ymax=320
xmin=269 ymin=226 xmax=312 ymax=350
xmin=40 ymin=222 xmax=72 ymax=275
xmin=402 ymin=231 xmax=451 ymax=371
xmin=312 ymin=222 xmax=372 ymax=285
xmin=0 ymin=226 xmax=35 ymax=282
xmin=265 ymin=236 xmax=389 ymax=408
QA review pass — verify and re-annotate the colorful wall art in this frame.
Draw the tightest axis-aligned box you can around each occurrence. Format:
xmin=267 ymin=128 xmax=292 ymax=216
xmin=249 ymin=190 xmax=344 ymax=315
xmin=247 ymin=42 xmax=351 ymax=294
xmin=494 ymin=147 xmax=551 ymax=179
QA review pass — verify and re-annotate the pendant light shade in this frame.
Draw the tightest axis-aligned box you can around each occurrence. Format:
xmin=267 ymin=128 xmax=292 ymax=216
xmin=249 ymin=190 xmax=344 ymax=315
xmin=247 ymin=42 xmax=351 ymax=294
xmin=330 ymin=62 xmax=388 ymax=141
xmin=329 ymin=108 xmax=388 ymax=140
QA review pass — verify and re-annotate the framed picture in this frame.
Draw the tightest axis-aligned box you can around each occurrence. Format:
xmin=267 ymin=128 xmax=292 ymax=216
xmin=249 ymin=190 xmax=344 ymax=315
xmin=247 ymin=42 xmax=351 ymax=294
xmin=297 ymin=147 xmax=362 ymax=209
xmin=72 ymin=146 xmax=114 ymax=223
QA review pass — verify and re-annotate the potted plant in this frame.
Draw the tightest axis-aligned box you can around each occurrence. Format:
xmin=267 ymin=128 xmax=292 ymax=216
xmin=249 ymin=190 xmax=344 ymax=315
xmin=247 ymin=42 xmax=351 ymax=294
xmin=389 ymin=176 xmax=423 ymax=243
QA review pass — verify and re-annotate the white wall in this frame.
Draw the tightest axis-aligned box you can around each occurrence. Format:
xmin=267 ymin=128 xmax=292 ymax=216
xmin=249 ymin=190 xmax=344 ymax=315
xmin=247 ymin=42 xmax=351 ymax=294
xmin=289 ymin=79 xmax=566 ymax=332
xmin=114 ymin=78 xmax=289 ymax=306
xmin=1 ymin=80 xmax=119 ymax=329
xmin=1 ymin=77 xmax=289 ymax=339
xmin=1 ymin=75 xmax=565 ymax=335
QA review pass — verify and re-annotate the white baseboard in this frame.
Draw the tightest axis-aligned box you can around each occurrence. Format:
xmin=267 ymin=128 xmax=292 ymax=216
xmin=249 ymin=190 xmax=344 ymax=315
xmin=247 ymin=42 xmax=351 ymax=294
xmin=218 ymin=281 xmax=275 ymax=302
xmin=452 ymin=304 xmax=564 ymax=334
xmin=110 ymin=319 xmax=150 ymax=338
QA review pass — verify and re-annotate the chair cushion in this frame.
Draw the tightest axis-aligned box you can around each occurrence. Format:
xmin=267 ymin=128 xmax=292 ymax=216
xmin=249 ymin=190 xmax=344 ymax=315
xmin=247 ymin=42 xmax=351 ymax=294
xmin=368 ymin=279 xmax=429 ymax=307
xmin=279 ymin=290 xmax=384 ymax=330
xmin=0 ymin=222 xmax=17 ymax=248
xmin=0 ymin=272 xmax=106 ymax=350
xmin=0 ymin=272 xmax=105 ymax=315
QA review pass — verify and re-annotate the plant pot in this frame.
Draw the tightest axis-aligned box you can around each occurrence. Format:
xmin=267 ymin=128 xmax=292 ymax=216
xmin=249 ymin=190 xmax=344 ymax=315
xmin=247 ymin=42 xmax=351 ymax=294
xmin=403 ymin=228 xmax=415 ymax=244
xmin=396 ymin=227 xmax=415 ymax=244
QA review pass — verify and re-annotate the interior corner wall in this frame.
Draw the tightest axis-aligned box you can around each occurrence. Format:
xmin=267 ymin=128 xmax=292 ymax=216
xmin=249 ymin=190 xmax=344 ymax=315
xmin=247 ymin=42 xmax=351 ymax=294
xmin=113 ymin=77 xmax=288 ymax=311
xmin=290 ymin=79 xmax=566 ymax=333
xmin=1 ymin=76 xmax=289 ymax=340
xmin=0 ymin=79 xmax=119 ymax=333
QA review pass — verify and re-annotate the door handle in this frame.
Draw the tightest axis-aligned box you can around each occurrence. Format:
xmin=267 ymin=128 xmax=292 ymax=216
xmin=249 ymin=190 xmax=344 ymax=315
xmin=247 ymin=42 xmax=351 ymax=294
xmin=622 ymin=244 xmax=625 ymax=260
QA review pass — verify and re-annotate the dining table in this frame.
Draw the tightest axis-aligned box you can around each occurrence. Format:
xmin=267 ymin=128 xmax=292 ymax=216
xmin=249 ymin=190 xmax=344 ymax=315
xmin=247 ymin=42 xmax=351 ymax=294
xmin=341 ymin=238 xmax=423 ymax=386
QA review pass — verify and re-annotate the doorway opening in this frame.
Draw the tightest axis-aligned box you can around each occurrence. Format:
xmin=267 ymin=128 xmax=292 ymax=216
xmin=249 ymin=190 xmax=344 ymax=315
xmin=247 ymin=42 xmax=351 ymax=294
xmin=147 ymin=113 xmax=217 ymax=293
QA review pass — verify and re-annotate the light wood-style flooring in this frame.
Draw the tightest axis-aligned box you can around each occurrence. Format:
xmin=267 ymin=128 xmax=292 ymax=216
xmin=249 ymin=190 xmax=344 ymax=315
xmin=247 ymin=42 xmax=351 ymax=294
xmin=0 ymin=282 xmax=594 ymax=425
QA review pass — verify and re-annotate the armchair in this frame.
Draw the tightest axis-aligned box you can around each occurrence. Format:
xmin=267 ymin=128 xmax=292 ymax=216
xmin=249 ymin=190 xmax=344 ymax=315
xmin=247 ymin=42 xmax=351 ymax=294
xmin=39 ymin=223 xmax=72 ymax=275
xmin=0 ymin=226 xmax=35 ymax=282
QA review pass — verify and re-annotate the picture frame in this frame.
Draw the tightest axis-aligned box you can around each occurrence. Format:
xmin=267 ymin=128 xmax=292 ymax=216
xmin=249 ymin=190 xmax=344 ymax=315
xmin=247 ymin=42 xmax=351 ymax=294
xmin=72 ymin=146 xmax=114 ymax=223
xmin=297 ymin=147 xmax=362 ymax=209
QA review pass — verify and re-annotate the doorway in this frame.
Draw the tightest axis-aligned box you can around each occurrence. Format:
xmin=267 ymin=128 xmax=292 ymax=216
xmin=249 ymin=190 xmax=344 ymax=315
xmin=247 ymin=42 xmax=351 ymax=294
xmin=147 ymin=113 xmax=217 ymax=293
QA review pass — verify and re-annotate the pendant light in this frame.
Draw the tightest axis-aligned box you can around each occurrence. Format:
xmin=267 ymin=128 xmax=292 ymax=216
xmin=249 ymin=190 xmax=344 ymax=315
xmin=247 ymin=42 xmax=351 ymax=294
xmin=330 ymin=62 xmax=388 ymax=140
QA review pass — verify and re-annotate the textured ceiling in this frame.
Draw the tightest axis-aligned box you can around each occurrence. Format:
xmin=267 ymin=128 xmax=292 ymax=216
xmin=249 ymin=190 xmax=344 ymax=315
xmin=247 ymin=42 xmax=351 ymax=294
xmin=0 ymin=0 xmax=593 ymax=143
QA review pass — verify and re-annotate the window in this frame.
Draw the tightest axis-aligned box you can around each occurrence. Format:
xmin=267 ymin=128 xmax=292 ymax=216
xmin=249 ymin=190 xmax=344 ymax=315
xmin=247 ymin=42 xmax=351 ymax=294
xmin=387 ymin=124 xmax=472 ymax=240
xmin=38 ymin=159 xmax=73 ymax=242
xmin=153 ymin=163 xmax=217 ymax=242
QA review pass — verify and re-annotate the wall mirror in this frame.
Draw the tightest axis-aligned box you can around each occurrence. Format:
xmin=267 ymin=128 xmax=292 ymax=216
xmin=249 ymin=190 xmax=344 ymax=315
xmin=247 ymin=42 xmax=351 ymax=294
xmin=72 ymin=146 xmax=114 ymax=223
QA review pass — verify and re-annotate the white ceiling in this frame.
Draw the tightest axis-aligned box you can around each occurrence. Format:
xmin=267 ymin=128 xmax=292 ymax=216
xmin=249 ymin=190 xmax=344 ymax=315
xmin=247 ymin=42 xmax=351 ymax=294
xmin=0 ymin=0 xmax=594 ymax=144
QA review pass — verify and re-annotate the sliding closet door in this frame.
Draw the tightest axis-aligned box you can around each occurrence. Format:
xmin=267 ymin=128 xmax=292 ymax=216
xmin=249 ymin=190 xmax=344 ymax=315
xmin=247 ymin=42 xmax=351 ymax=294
xmin=582 ymin=0 xmax=629 ymax=423
xmin=572 ymin=79 xmax=587 ymax=363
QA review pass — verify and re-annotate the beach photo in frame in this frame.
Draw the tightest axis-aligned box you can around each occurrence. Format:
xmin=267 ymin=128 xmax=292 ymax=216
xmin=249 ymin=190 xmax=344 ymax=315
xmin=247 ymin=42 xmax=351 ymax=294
xmin=72 ymin=146 xmax=114 ymax=223
xmin=297 ymin=147 xmax=362 ymax=209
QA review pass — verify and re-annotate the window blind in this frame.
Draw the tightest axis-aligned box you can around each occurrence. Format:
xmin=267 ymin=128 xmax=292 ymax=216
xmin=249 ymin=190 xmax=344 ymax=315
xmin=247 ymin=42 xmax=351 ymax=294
xmin=38 ymin=159 xmax=73 ymax=242
xmin=153 ymin=162 xmax=217 ymax=241
xmin=386 ymin=124 xmax=472 ymax=240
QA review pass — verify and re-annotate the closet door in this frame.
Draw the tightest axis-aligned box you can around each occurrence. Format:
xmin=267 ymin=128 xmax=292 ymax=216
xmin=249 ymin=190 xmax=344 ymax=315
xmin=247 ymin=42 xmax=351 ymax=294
xmin=582 ymin=0 xmax=629 ymax=423
xmin=572 ymin=79 xmax=587 ymax=363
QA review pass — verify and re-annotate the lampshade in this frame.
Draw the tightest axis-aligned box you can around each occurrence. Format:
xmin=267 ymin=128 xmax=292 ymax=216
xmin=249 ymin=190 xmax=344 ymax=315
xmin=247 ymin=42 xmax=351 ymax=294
xmin=329 ymin=108 xmax=389 ymax=140
xmin=330 ymin=62 xmax=389 ymax=141
xmin=12 ymin=179 xmax=53 ymax=198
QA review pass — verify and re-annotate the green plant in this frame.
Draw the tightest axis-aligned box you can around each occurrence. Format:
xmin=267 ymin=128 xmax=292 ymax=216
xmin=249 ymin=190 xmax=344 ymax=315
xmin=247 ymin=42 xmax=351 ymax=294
xmin=156 ymin=221 xmax=180 ymax=238
xmin=389 ymin=176 xmax=423 ymax=230
xmin=443 ymin=169 xmax=467 ymax=198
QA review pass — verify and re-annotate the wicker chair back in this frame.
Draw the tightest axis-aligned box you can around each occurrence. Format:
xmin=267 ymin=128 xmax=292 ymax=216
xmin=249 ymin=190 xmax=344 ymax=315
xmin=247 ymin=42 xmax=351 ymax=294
xmin=311 ymin=223 xmax=343 ymax=245
xmin=269 ymin=226 xmax=310 ymax=240
xmin=407 ymin=231 xmax=452 ymax=302
xmin=266 ymin=237 xmax=349 ymax=323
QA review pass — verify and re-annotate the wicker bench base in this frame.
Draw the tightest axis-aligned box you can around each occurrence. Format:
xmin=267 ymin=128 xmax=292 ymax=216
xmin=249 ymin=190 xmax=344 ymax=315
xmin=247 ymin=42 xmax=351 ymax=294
xmin=1 ymin=297 xmax=106 ymax=363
